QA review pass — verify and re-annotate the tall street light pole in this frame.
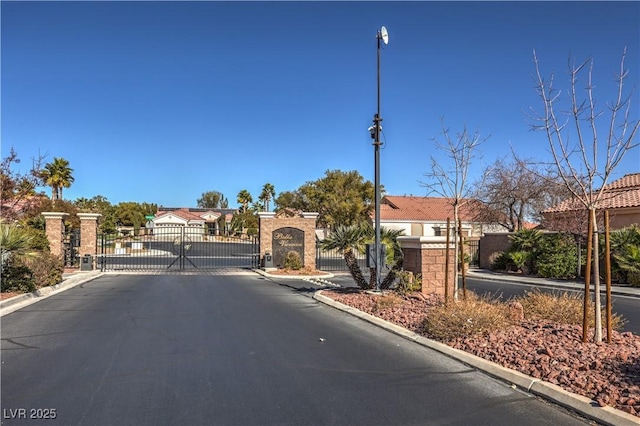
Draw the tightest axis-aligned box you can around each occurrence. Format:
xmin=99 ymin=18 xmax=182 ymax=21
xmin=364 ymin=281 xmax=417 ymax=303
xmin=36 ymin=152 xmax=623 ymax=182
xmin=372 ymin=26 xmax=388 ymax=292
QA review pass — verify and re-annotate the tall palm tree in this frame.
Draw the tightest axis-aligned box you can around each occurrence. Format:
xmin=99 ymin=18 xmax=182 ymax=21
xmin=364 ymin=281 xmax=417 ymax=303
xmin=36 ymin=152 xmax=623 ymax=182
xmin=259 ymin=183 xmax=276 ymax=212
xmin=320 ymin=225 xmax=370 ymax=289
xmin=236 ymin=189 xmax=253 ymax=213
xmin=41 ymin=157 xmax=74 ymax=202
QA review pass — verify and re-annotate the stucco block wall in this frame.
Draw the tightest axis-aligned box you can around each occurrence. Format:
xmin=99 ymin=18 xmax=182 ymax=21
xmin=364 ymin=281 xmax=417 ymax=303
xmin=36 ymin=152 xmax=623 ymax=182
xmin=609 ymin=208 xmax=640 ymax=229
xmin=478 ymin=233 xmax=512 ymax=269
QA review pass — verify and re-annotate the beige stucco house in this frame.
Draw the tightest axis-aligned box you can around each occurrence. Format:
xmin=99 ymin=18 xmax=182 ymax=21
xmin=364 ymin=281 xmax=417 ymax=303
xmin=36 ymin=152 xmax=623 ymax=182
xmin=377 ymin=196 xmax=509 ymax=237
xmin=151 ymin=207 xmax=234 ymax=238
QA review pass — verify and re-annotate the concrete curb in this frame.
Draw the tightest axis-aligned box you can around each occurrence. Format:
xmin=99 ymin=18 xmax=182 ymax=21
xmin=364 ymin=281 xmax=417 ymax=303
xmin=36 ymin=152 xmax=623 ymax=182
xmin=1 ymin=271 xmax=104 ymax=317
xmin=313 ymin=291 xmax=640 ymax=426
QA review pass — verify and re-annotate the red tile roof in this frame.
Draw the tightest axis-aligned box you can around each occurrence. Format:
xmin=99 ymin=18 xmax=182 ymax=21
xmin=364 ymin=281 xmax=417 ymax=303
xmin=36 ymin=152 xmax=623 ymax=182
xmin=380 ymin=196 xmax=479 ymax=222
xmin=543 ymin=173 xmax=640 ymax=213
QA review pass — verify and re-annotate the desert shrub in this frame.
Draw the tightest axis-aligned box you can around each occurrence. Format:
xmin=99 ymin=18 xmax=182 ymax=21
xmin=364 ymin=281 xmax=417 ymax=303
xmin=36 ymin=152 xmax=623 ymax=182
xmin=394 ymin=271 xmax=421 ymax=295
xmin=535 ymin=233 xmax=578 ymax=279
xmin=373 ymin=293 xmax=402 ymax=312
xmin=516 ymin=290 xmax=625 ymax=330
xmin=1 ymin=255 xmax=36 ymax=293
xmin=421 ymin=292 xmax=514 ymax=341
xmin=23 ymin=252 xmax=64 ymax=288
xmin=283 ymin=251 xmax=303 ymax=270
xmin=1 ymin=252 xmax=63 ymax=293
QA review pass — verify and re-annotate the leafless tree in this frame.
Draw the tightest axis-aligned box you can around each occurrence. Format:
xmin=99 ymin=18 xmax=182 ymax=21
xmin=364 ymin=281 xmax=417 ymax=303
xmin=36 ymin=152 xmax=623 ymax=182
xmin=473 ymin=156 xmax=569 ymax=231
xmin=421 ymin=117 xmax=488 ymax=299
xmin=529 ymin=48 xmax=639 ymax=342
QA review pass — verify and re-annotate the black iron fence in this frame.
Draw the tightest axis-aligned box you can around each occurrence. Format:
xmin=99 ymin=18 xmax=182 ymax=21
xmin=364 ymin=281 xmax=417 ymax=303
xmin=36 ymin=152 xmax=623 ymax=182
xmin=467 ymin=238 xmax=479 ymax=267
xmin=63 ymin=229 xmax=80 ymax=267
xmin=315 ymin=243 xmax=367 ymax=272
xmin=98 ymin=227 xmax=259 ymax=271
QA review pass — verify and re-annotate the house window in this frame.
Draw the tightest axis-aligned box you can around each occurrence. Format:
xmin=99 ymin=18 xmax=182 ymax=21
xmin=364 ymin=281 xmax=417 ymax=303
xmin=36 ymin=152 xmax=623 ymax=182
xmin=411 ymin=223 xmax=422 ymax=236
xmin=433 ymin=227 xmax=441 ymax=237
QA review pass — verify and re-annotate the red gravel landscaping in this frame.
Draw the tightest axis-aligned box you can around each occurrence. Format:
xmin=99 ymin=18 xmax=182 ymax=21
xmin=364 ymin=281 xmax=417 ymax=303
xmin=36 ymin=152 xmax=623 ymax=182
xmin=321 ymin=288 xmax=640 ymax=418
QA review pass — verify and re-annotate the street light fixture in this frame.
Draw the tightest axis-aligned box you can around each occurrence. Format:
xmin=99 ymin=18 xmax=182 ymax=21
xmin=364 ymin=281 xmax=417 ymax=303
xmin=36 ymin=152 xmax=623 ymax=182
xmin=372 ymin=25 xmax=388 ymax=292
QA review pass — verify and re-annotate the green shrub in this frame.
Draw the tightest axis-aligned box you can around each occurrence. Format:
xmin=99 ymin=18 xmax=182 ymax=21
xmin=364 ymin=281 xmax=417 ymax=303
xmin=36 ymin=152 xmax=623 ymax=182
xmin=536 ymin=233 xmax=577 ymax=279
xmin=508 ymin=251 xmax=531 ymax=274
xmin=394 ymin=271 xmax=422 ymax=295
xmin=491 ymin=251 xmax=513 ymax=271
xmin=1 ymin=255 xmax=36 ymax=293
xmin=21 ymin=227 xmax=49 ymax=251
xmin=283 ymin=251 xmax=303 ymax=270
xmin=610 ymin=226 xmax=640 ymax=286
xmin=509 ymin=228 xmax=543 ymax=251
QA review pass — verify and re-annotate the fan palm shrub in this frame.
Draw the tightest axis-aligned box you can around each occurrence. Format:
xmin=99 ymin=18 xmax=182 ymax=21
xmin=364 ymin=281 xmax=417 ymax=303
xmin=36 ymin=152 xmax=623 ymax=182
xmin=320 ymin=225 xmax=369 ymax=289
xmin=320 ymin=224 xmax=405 ymax=290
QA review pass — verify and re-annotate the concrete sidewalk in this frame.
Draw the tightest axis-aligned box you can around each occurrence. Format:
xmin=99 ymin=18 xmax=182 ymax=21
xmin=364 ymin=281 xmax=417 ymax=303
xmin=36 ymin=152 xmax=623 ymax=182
xmin=466 ymin=268 xmax=640 ymax=298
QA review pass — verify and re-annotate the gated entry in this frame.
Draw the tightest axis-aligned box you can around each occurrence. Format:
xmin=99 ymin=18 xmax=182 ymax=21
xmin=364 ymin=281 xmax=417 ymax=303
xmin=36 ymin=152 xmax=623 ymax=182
xmin=98 ymin=227 xmax=259 ymax=271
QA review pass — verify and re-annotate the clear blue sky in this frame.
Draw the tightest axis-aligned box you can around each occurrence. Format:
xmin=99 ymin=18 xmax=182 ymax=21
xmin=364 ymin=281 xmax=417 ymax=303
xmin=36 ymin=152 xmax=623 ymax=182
xmin=3 ymin=1 xmax=639 ymax=209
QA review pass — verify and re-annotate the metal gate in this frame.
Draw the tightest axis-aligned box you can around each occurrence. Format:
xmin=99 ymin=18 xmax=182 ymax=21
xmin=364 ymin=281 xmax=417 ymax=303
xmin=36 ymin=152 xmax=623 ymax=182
xmin=98 ymin=227 xmax=259 ymax=271
xmin=467 ymin=238 xmax=479 ymax=267
xmin=316 ymin=242 xmax=367 ymax=271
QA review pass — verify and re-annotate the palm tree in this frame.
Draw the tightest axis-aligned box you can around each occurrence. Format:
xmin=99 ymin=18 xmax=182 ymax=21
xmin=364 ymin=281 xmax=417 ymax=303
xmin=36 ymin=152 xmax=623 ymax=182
xmin=41 ymin=157 xmax=74 ymax=202
xmin=236 ymin=189 xmax=253 ymax=213
xmin=259 ymin=183 xmax=276 ymax=212
xmin=320 ymin=225 xmax=370 ymax=289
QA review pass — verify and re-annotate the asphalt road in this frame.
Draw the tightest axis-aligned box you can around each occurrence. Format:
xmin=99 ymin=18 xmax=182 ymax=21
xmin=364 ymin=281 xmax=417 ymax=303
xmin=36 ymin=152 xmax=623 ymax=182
xmin=465 ymin=276 xmax=640 ymax=334
xmin=1 ymin=273 xmax=590 ymax=426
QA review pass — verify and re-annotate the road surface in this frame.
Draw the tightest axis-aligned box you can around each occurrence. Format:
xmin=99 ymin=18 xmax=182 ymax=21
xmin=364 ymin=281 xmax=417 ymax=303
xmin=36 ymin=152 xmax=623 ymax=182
xmin=1 ymin=273 xmax=590 ymax=425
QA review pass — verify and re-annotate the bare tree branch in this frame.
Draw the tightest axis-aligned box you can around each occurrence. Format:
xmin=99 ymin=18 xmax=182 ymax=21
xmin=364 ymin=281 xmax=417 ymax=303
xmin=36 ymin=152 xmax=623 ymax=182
xmin=530 ymin=49 xmax=639 ymax=343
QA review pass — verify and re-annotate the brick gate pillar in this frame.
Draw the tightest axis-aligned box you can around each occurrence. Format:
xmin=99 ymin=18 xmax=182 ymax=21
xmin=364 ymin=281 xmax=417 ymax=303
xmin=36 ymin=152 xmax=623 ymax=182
xmin=78 ymin=213 xmax=101 ymax=256
xmin=42 ymin=212 xmax=69 ymax=258
xmin=398 ymin=236 xmax=455 ymax=298
xmin=258 ymin=211 xmax=319 ymax=269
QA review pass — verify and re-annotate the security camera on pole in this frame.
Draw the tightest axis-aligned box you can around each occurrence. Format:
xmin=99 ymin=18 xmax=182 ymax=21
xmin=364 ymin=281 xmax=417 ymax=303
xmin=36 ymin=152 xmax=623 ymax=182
xmin=370 ymin=26 xmax=388 ymax=292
